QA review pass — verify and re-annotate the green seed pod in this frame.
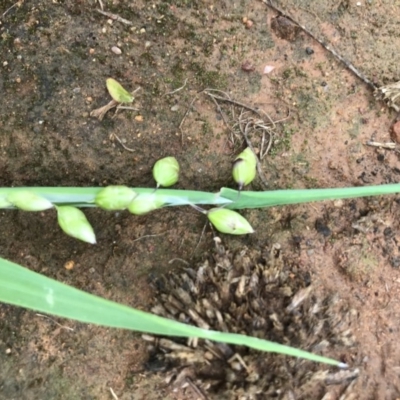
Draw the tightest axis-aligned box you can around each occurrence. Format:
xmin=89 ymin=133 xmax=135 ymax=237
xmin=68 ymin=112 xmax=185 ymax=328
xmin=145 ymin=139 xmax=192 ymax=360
xmin=153 ymin=156 xmax=180 ymax=187
xmin=207 ymin=208 xmax=254 ymax=235
xmin=232 ymin=147 xmax=257 ymax=189
xmin=7 ymin=191 xmax=53 ymax=211
xmin=106 ymin=78 xmax=134 ymax=103
xmin=128 ymin=194 xmax=164 ymax=215
xmin=57 ymin=206 xmax=96 ymax=244
xmin=232 ymin=158 xmax=257 ymax=189
xmin=95 ymin=186 xmax=137 ymax=210
xmin=237 ymin=147 xmax=257 ymax=167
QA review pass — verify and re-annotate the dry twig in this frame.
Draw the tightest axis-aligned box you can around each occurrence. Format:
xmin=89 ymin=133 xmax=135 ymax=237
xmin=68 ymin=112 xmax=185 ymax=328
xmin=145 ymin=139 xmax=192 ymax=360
xmin=164 ymin=78 xmax=188 ymax=96
xmin=90 ymin=99 xmax=119 ymax=120
xmin=1 ymin=1 xmax=22 ymax=18
xmin=112 ymin=133 xmax=135 ymax=152
xmin=96 ymin=9 xmax=133 ymax=25
xmin=109 ymin=387 xmax=119 ymax=400
xmin=178 ymin=90 xmax=204 ymax=144
xmin=35 ymin=313 xmax=74 ymax=331
xmin=365 ymin=141 xmax=396 ymax=150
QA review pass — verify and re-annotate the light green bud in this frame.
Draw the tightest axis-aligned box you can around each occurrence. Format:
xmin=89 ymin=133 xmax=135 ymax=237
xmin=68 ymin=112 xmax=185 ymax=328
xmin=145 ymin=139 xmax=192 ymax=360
xmin=232 ymin=158 xmax=256 ymax=189
xmin=57 ymin=206 xmax=96 ymax=244
xmin=237 ymin=147 xmax=257 ymax=167
xmin=106 ymin=78 xmax=134 ymax=103
xmin=153 ymin=156 xmax=180 ymax=187
xmin=95 ymin=186 xmax=137 ymax=210
xmin=233 ymin=147 xmax=257 ymax=189
xmin=207 ymin=208 xmax=254 ymax=235
xmin=7 ymin=191 xmax=53 ymax=211
xmin=128 ymin=194 xmax=164 ymax=215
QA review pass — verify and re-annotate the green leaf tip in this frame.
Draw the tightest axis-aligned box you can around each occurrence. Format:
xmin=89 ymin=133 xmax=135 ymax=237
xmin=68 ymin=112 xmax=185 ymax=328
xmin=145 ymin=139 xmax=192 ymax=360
xmin=207 ymin=208 xmax=254 ymax=235
xmin=95 ymin=186 xmax=137 ymax=210
xmin=57 ymin=206 xmax=96 ymax=244
xmin=7 ymin=191 xmax=53 ymax=211
xmin=106 ymin=78 xmax=134 ymax=103
xmin=233 ymin=147 xmax=257 ymax=189
xmin=153 ymin=156 xmax=180 ymax=187
xmin=128 ymin=193 xmax=164 ymax=215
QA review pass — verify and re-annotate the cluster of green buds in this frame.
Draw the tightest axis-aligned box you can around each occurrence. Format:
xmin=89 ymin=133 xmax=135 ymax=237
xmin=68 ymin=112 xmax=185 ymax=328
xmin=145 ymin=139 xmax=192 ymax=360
xmin=201 ymin=147 xmax=257 ymax=235
xmin=3 ymin=191 xmax=97 ymax=244
xmin=95 ymin=156 xmax=180 ymax=216
xmin=1 ymin=157 xmax=181 ymax=244
xmin=2 ymin=153 xmax=256 ymax=243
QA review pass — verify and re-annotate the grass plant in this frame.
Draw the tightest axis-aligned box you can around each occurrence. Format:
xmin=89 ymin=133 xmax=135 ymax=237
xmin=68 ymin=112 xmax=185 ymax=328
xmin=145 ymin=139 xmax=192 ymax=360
xmin=1 ymin=153 xmax=399 ymax=369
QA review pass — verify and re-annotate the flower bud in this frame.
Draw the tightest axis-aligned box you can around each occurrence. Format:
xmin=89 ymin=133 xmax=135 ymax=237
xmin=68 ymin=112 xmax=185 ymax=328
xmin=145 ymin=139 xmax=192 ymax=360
xmin=153 ymin=156 xmax=180 ymax=187
xmin=207 ymin=208 xmax=254 ymax=235
xmin=232 ymin=147 xmax=257 ymax=189
xmin=7 ymin=191 xmax=53 ymax=211
xmin=237 ymin=147 xmax=257 ymax=167
xmin=128 ymin=194 xmax=164 ymax=215
xmin=106 ymin=78 xmax=134 ymax=103
xmin=232 ymin=158 xmax=256 ymax=189
xmin=95 ymin=186 xmax=137 ymax=210
xmin=57 ymin=206 xmax=96 ymax=244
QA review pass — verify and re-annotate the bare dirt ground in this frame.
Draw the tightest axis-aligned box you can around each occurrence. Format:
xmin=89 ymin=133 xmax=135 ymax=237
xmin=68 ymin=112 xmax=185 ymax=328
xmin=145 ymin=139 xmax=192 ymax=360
xmin=1 ymin=0 xmax=400 ymax=399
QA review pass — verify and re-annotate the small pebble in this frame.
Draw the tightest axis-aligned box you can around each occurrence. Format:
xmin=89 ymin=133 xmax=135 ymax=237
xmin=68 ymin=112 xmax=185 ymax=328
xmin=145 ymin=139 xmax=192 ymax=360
xmin=171 ymin=104 xmax=179 ymax=112
xmin=135 ymin=115 xmax=143 ymax=122
xmin=305 ymin=47 xmax=314 ymax=55
xmin=263 ymin=65 xmax=275 ymax=74
xmin=245 ymin=19 xmax=253 ymax=29
xmin=391 ymin=120 xmax=400 ymax=143
xmin=64 ymin=260 xmax=75 ymax=270
xmin=241 ymin=60 xmax=255 ymax=72
xmin=333 ymin=199 xmax=344 ymax=208
xmin=111 ymin=46 xmax=122 ymax=55
xmin=89 ymin=48 xmax=95 ymax=54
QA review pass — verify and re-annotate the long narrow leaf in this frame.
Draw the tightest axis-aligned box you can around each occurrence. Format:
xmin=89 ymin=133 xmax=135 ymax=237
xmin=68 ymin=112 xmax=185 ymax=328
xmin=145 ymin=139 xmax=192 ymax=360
xmin=0 ymin=256 xmax=345 ymax=367
xmin=0 ymin=187 xmax=231 ymax=208
xmin=222 ymin=183 xmax=400 ymax=209
xmin=0 ymin=184 xmax=399 ymax=210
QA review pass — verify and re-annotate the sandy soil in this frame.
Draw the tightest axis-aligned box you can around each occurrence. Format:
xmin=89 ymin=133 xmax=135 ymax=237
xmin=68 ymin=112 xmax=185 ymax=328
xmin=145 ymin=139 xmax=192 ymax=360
xmin=1 ymin=0 xmax=400 ymax=399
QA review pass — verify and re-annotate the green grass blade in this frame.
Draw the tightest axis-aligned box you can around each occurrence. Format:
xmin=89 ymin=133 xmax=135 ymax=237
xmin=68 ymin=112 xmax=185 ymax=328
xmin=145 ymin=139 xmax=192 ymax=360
xmin=0 ymin=256 xmax=344 ymax=367
xmin=0 ymin=187 xmax=231 ymax=208
xmin=1 ymin=184 xmax=399 ymax=210
xmin=222 ymin=184 xmax=400 ymax=209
